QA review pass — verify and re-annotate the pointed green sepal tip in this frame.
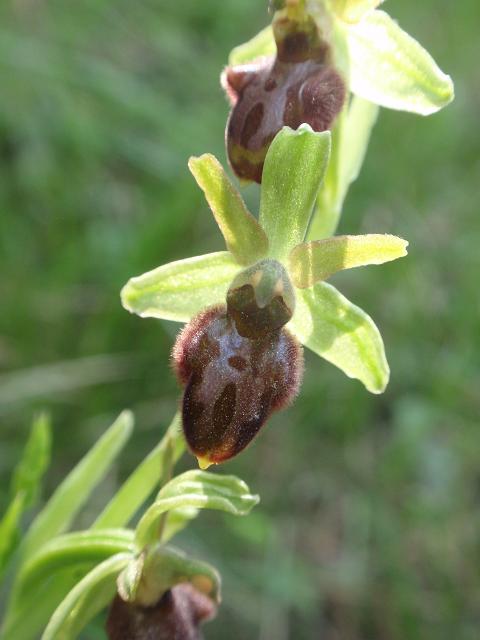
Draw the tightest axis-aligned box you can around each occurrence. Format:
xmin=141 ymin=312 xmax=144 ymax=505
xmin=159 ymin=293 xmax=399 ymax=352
xmin=289 ymin=283 xmax=390 ymax=394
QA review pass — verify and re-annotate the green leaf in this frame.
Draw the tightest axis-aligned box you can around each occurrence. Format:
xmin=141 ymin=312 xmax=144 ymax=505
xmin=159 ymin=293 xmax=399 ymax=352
xmin=309 ymin=96 xmax=379 ymax=239
xmin=135 ymin=470 xmax=259 ymax=549
xmin=289 ymin=283 xmax=389 ymax=393
xmin=16 ymin=530 xmax=134 ymax=598
xmin=289 ymin=234 xmax=408 ymax=288
xmin=121 ymin=252 xmax=242 ymax=322
xmin=332 ymin=0 xmax=384 ymax=23
xmin=41 ymin=553 xmax=131 ymax=640
xmin=259 ymin=125 xmax=331 ymax=262
xmin=229 ymin=26 xmax=275 ymax=65
xmin=118 ymin=545 xmax=220 ymax=607
xmin=93 ymin=412 xmax=185 ymax=530
xmin=0 ymin=493 xmax=25 ymax=579
xmin=11 ymin=413 xmax=51 ymax=507
xmin=189 ymin=155 xmax=268 ymax=266
xmin=1 ymin=565 xmax=95 ymax=640
xmin=345 ymin=10 xmax=454 ymax=115
xmin=20 ymin=410 xmax=133 ymax=562
xmin=0 ymin=414 xmax=51 ymax=577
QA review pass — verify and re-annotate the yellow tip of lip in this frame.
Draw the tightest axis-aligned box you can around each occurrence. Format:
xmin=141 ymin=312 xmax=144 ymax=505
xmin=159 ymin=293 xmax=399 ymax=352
xmin=197 ymin=456 xmax=214 ymax=470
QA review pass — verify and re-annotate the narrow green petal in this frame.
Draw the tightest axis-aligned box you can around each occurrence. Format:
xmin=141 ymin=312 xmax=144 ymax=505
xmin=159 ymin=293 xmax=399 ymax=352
xmin=289 ymin=234 xmax=408 ymax=287
xmin=189 ymin=154 xmax=268 ymax=265
xmin=121 ymin=252 xmax=242 ymax=323
xmin=331 ymin=0 xmax=384 ymax=23
xmin=346 ymin=10 xmax=454 ymax=115
xmin=260 ymin=125 xmax=331 ymax=262
xmin=41 ymin=553 xmax=131 ymax=640
xmin=228 ymin=26 xmax=275 ymax=65
xmin=289 ymin=283 xmax=389 ymax=393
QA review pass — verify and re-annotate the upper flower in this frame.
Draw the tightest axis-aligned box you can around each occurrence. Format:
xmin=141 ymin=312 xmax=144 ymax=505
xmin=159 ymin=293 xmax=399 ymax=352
xmin=121 ymin=125 xmax=408 ymax=465
xmin=224 ymin=0 xmax=454 ymax=236
xmin=222 ymin=5 xmax=346 ymax=183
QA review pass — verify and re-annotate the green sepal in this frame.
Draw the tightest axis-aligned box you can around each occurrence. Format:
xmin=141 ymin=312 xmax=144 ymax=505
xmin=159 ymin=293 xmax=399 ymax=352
xmin=289 ymin=234 xmax=408 ymax=288
xmin=289 ymin=282 xmax=390 ymax=393
xmin=121 ymin=251 xmax=242 ymax=323
xmin=135 ymin=470 xmax=259 ymax=549
xmin=41 ymin=553 xmax=131 ymax=640
xmin=118 ymin=544 xmax=221 ymax=607
xmin=188 ymin=154 xmax=268 ymax=266
xmin=228 ymin=26 xmax=275 ymax=65
xmin=259 ymin=125 xmax=331 ymax=262
xmin=345 ymin=10 xmax=454 ymax=115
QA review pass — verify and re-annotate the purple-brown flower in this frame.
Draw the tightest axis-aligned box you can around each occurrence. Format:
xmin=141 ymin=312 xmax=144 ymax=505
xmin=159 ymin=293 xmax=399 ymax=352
xmin=222 ymin=10 xmax=345 ymax=182
xmin=106 ymin=584 xmax=216 ymax=640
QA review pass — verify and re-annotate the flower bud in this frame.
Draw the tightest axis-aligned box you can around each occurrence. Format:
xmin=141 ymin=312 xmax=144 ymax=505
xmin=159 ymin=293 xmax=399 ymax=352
xmin=226 ymin=259 xmax=295 ymax=339
xmin=222 ymin=10 xmax=345 ymax=183
xmin=106 ymin=584 xmax=216 ymax=640
xmin=172 ymin=306 xmax=303 ymax=466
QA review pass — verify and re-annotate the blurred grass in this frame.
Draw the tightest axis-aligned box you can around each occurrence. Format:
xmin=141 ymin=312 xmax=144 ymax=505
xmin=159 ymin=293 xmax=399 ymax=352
xmin=0 ymin=0 xmax=479 ymax=638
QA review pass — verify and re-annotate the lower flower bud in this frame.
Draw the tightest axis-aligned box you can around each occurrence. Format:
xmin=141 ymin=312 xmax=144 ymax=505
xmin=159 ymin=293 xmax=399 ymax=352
xmin=172 ymin=306 xmax=303 ymax=466
xmin=106 ymin=583 xmax=216 ymax=640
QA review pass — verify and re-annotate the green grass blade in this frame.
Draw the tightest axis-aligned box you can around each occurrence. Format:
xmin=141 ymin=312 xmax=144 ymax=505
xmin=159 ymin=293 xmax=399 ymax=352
xmin=20 ymin=410 xmax=133 ymax=562
xmin=92 ymin=412 xmax=185 ymax=529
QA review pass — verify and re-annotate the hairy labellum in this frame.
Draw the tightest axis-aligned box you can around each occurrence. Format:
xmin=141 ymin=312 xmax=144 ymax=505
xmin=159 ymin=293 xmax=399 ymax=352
xmin=223 ymin=12 xmax=345 ymax=183
xmin=106 ymin=584 xmax=216 ymax=640
xmin=172 ymin=306 xmax=303 ymax=466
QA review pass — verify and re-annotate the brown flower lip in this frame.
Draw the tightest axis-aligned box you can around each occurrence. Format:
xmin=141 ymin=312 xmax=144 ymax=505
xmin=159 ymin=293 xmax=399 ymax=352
xmin=172 ymin=306 xmax=303 ymax=466
xmin=223 ymin=12 xmax=346 ymax=183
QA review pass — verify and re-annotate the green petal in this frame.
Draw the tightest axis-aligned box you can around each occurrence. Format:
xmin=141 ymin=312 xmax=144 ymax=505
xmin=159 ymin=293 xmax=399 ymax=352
xmin=135 ymin=470 xmax=259 ymax=549
xmin=289 ymin=283 xmax=389 ymax=393
xmin=121 ymin=252 xmax=242 ymax=322
xmin=228 ymin=26 xmax=275 ymax=65
xmin=289 ymin=234 xmax=408 ymax=287
xmin=189 ymin=154 xmax=268 ymax=265
xmin=41 ymin=553 xmax=131 ymax=640
xmin=259 ymin=125 xmax=331 ymax=262
xmin=332 ymin=0 xmax=384 ymax=23
xmin=345 ymin=10 xmax=454 ymax=115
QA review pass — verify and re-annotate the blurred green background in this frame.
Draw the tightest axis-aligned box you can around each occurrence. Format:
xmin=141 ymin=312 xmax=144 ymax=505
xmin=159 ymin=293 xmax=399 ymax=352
xmin=1 ymin=0 xmax=479 ymax=638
